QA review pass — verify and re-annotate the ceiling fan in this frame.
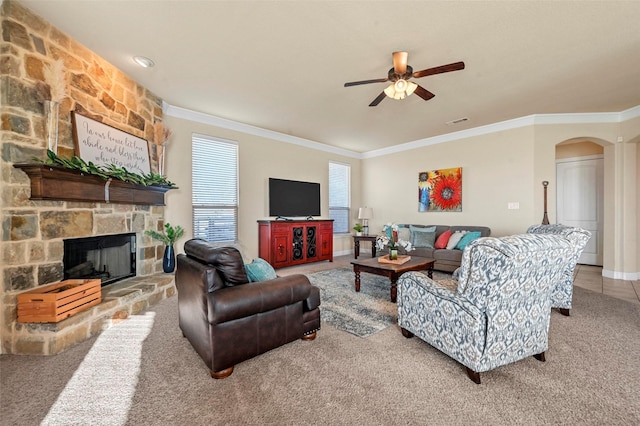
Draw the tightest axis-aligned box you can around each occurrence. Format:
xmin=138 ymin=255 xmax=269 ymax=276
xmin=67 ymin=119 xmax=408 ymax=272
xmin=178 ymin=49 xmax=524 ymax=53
xmin=344 ymin=51 xmax=465 ymax=107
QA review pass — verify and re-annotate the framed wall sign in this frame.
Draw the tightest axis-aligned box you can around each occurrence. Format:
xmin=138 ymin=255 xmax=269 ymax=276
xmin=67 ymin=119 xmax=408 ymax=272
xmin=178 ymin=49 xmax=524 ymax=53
xmin=72 ymin=112 xmax=151 ymax=175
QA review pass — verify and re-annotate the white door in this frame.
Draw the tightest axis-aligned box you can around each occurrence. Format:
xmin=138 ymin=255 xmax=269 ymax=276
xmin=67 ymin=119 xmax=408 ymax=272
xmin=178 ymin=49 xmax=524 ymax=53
xmin=556 ymin=157 xmax=604 ymax=265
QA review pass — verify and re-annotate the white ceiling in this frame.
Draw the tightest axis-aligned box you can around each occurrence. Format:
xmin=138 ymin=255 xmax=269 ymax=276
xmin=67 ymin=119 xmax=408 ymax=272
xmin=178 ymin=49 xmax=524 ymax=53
xmin=20 ymin=1 xmax=640 ymax=153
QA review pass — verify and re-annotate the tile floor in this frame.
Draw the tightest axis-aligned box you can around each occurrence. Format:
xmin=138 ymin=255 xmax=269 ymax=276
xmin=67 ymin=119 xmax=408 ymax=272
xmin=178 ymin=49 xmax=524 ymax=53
xmin=279 ymin=255 xmax=640 ymax=305
xmin=574 ymin=264 xmax=640 ymax=305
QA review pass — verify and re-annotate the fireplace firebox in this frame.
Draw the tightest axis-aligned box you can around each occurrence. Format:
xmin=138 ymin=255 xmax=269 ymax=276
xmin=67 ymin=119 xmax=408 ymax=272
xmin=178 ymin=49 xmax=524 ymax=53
xmin=63 ymin=233 xmax=136 ymax=286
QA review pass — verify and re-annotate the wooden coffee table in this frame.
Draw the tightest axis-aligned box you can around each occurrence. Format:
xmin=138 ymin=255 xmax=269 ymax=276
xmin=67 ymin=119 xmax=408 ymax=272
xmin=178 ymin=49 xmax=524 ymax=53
xmin=350 ymin=256 xmax=435 ymax=303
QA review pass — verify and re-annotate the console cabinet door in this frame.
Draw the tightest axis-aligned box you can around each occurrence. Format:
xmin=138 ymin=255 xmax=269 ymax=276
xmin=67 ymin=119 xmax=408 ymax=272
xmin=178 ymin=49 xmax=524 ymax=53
xmin=305 ymin=225 xmax=318 ymax=261
xmin=318 ymin=222 xmax=333 ymax=260
xmin=271 ymin=233 xmax=290 ymax=268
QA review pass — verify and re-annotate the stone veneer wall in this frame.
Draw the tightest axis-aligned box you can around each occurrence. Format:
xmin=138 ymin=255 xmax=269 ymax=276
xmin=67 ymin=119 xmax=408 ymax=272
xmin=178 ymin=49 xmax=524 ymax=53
xmin=1 ymin=1 xmax=174 ymax=354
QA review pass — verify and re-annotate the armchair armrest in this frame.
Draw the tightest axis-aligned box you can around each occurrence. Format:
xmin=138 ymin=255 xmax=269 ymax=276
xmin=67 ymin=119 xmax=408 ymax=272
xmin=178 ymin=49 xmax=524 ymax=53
xmin=398 ymin=271 xmax=482 ymax=320
xmin=207 ymin=274 xmax=313 ymax=325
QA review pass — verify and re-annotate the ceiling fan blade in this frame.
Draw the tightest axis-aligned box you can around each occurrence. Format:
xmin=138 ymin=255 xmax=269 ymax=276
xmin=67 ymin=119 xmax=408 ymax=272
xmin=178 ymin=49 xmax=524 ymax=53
xmin=412 ymin=61 xmax=465 ymax=79
xmin=344 ymin=78 xmax=388 ymax=87
xmin=414 ymin=85 xmax=435 ymax=101
xmin=392 ymin=51 xmax=408 ymax=74
xmin=368 ymin=92 xmax=386 ymax=107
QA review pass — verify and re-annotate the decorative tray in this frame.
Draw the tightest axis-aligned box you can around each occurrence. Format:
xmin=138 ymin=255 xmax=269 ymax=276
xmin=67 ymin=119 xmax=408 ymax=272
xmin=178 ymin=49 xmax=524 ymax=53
xmin=378 ymin=255 xmax=411 ymax=265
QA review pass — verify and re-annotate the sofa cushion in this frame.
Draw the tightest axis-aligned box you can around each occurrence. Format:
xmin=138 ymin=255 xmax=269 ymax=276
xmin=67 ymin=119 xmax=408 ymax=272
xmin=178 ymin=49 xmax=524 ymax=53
xmin=410 ymin=225 xmax=437 ymax=248
xmin=397 ymin=226 xmax=411 ymax=242
xmin=411 ymin=247 xmax=435 ymax=258
xmin=446 ymin=231 xmax=467 ymax=249
xmin=434 ymin=249 xmax=463 ymax=262
xmin=455 ymin=231 xmax=483 ymax=250
xmin=434 ymin=229 xmax=452 ymax=249
xmin=245 ymin=258 xmax=278 ymax=282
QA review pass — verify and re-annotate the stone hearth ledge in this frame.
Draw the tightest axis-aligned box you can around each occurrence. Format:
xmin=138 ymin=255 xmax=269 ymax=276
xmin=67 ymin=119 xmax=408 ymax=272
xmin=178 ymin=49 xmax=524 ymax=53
xmin=11 ymin=274 xmax=175 ymax=355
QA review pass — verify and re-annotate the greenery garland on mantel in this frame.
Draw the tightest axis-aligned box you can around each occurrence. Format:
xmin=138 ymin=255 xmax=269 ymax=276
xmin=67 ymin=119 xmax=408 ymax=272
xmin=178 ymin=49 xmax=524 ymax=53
xmin=37 ymin=149 xmax=176 ymax=187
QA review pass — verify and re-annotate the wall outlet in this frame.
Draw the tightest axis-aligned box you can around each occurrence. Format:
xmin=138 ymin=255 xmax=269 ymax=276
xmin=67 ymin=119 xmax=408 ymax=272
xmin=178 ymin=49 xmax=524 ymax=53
xmin=508 ymin=202 xmax=520 ymax=210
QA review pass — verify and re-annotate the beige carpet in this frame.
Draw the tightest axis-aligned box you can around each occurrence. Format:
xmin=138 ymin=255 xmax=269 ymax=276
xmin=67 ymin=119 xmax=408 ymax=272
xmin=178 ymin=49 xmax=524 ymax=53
xmin=1 ymin=286 xmax=639 ymax=425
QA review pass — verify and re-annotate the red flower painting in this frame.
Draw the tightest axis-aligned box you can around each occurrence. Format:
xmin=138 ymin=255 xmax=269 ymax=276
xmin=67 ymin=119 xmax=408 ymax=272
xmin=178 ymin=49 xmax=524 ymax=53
xmin=418 ymin=167 xmax=462 ymax=212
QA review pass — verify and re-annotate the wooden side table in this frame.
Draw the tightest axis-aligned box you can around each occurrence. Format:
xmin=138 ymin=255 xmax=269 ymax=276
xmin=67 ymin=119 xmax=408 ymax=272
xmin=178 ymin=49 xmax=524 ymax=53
xmin=353 ymin=235 xmax=378 ymax=259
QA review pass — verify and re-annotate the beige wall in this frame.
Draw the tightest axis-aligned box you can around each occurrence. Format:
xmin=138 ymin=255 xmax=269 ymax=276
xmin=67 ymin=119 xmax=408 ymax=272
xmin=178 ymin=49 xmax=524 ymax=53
xmin=556 ymin=141 xmax=604 ymax=159
xmin=163 ymin=115 xmax=361 ymax=259
xmin=361 ymin=126 xmax=537 ymax=237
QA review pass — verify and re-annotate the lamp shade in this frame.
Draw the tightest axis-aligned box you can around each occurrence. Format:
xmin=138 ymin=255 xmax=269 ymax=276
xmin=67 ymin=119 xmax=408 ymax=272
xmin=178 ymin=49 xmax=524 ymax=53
xmin=358 ymin=207 xmax=373 ymax=220
xmin=383 ymin=80 xmax=417 ymax=100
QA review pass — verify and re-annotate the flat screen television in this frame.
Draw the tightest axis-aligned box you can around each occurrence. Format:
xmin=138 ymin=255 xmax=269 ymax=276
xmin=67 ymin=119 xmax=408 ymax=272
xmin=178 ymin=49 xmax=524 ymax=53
xmin=269 ymin=178 xmax=321 ymax=218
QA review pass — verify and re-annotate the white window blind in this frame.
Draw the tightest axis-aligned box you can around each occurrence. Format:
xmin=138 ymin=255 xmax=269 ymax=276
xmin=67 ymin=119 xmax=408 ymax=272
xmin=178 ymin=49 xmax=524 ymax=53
xmin=192 ymin=134 xmax=238 ymax=243
xmin=329 ymin=161 xmax=350 ymax=233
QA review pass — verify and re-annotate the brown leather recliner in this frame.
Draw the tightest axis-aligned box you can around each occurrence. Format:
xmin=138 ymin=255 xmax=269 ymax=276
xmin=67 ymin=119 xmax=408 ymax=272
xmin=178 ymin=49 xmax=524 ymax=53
xmin=175 ymin=239 xmax=321 ymax=379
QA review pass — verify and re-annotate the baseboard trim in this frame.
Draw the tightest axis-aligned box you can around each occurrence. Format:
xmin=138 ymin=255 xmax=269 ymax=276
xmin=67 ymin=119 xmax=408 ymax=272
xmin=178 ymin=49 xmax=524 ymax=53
xmin=602 ymin=269 xmax=640 ymax=281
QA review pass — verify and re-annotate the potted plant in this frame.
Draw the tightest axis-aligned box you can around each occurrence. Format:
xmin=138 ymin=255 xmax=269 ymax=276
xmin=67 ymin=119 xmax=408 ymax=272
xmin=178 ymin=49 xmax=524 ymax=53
xmin=145 ymin=222 xmax=184 ymax=273
xmin=353 ymin=223 xmax=364 ymax=236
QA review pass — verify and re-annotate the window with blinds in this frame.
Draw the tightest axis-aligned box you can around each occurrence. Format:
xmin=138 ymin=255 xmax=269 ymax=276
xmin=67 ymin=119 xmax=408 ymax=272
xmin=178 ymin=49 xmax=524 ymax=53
xmin=192 ymin=134 xmax=238 ymax=243
xmin=329 ymin=161 xmax=350 ymax=233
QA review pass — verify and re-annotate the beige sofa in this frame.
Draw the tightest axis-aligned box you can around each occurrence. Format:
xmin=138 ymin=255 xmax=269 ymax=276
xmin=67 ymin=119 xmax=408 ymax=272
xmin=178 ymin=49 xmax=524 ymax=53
xmin=390 ymin=224 xmax=491 ymax=272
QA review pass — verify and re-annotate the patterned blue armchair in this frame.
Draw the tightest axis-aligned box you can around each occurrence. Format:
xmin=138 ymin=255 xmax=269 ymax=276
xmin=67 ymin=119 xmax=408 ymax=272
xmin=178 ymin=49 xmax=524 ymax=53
xmin=526 ymin=224 xmax=592 ymax=316
xmin=397 ymin=234 xmax=574 ymax=384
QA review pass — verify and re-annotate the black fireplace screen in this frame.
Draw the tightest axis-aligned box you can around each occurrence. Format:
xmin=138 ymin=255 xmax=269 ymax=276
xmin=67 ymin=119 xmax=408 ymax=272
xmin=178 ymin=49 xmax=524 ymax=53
xmin=63 ymin=233 xmax=136 ymax=286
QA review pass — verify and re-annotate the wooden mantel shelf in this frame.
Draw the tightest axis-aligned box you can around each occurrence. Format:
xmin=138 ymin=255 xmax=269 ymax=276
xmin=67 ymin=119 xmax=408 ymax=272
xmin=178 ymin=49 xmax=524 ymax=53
xmin=14 ymin=164 xmax=175 ymax=206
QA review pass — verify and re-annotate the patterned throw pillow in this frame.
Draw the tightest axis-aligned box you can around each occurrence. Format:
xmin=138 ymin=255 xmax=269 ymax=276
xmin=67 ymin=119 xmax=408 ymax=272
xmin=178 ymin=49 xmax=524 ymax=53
xmin=245 ymin=258 xmax=278 ymax=282
xmin=455 ymin=231 xmax=482 ymax=250
xmin=410 ymin=225 xmax=437 ymax=248
xmin=446 ymin=231 xmax=468 ymax=250
xmin=434 ymin=229 xmax=452 ymax=249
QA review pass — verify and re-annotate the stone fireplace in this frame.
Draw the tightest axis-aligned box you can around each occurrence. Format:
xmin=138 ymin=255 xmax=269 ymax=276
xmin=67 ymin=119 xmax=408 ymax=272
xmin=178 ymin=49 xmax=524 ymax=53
xmin=1 ymin=1 xmax=176 ymax=355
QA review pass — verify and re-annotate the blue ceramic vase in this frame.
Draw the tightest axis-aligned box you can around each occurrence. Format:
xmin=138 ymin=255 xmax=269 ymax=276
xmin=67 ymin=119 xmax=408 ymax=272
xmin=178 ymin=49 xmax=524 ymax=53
xmin=163 ymin=245 xmax=175 ymax=273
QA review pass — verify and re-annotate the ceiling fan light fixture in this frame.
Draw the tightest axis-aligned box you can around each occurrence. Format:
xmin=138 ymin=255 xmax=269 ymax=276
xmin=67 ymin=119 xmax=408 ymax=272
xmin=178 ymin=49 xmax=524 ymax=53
xmin=384 ymin=80 xmax=417 ymax=100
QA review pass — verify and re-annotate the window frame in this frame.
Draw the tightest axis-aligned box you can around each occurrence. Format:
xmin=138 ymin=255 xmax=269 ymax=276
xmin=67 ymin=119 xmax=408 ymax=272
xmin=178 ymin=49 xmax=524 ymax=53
xmin=191 ymin=133 xmax=239 ymax=243
xmin=328 ymin=161 xmax=351 ymax=234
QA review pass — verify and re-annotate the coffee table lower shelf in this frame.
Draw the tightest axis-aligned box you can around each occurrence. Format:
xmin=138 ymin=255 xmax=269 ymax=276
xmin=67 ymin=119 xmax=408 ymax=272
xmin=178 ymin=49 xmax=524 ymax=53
xmin=350 ymin=256 xmax=435 ymax=303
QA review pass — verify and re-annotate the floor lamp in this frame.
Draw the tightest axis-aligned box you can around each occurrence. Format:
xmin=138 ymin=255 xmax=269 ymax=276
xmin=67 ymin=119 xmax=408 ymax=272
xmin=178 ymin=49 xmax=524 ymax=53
xmin=358 ymin=207 xmax=373 ymax=235
xmin=542 ymin=181 xmax=550 ymax=225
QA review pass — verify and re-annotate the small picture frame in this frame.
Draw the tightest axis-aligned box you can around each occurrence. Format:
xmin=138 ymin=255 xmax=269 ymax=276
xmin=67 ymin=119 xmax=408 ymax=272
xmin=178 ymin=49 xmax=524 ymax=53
xmin=72 ymin=112 xmax=151 ymax=175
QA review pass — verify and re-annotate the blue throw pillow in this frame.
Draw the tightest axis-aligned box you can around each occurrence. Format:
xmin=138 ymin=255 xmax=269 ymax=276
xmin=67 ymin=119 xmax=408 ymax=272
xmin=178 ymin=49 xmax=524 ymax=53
xmin=410 ymin=225 xmax=437 ymax=248
xmin=244 ymin=258 xmax=277 ymax=282
xmin=455 ymin=231 xmax=482 ymax=250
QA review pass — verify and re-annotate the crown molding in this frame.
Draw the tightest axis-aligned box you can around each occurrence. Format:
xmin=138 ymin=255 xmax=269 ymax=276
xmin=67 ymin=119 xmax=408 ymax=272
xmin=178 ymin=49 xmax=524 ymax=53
xmin=163 ymin=103 xmax=362 ymax=159
xmin=363 ymin=105 xmax=640 ymax=158
xmin=164 ymin=102 xmax=640 ymax=160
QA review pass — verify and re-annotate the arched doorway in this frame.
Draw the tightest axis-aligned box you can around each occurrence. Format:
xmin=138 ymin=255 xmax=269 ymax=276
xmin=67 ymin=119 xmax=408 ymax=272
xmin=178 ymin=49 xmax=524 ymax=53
xmin=555 ymin=139 xmax=606 ymax=265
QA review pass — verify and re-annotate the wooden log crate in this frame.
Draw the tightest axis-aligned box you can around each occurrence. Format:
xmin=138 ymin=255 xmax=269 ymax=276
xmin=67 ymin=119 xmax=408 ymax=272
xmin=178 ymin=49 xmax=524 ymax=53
xmin=17 ymin=279 xmax=102 ymax=323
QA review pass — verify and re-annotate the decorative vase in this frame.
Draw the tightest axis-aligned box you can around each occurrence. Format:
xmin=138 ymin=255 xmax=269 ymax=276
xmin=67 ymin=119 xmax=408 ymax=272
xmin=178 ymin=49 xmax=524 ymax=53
xmin=44 ymin=100 xmax=59 ymax=153
xmin=389 ymin=248 xmax=398 ymax=260
xmin=163 ymin=245 xmax=175 ymax=273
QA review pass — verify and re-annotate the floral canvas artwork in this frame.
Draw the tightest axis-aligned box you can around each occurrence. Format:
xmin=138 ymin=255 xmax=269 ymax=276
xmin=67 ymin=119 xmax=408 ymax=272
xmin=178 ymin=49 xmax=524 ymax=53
xmin=418 ymin=167 xmax=462 ymax=212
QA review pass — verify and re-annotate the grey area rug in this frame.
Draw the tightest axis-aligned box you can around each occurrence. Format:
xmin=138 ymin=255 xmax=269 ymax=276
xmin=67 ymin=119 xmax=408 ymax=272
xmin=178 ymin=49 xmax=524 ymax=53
xmin=307 ymin=267 xmax=452 ymax=337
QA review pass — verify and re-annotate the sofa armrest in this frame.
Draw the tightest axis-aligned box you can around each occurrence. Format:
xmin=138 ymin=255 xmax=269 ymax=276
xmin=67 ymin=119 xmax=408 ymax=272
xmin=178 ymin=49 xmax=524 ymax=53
xmin=207 ymin=274 xmax=313 ymax=325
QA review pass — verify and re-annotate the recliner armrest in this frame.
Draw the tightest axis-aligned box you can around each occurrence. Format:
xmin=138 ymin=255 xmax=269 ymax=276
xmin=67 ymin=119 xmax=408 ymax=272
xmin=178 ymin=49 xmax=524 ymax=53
xmin=304 ymin=285 xmax=320 ymax=311
xmin=207 ymin=274 xmax=313 ymax=324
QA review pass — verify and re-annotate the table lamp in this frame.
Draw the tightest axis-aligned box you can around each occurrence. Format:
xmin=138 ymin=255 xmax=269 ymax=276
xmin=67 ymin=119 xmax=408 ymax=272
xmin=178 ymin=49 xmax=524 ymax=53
xmin=358 ymin=207 xmax=373 ymax=235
